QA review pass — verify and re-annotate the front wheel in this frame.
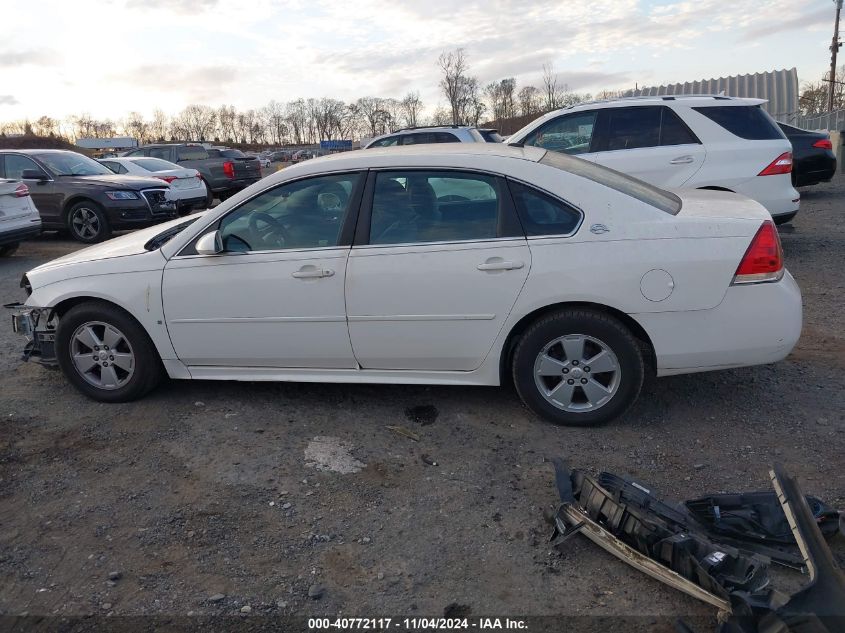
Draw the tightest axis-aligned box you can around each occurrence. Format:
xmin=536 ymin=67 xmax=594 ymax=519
xmin=56 ymin=301 xmax=162 ymax=402
xmin=67 ymin=201 xmax=111 ymax=243
xmin=512 ymin=309 xmax=644 ymax=426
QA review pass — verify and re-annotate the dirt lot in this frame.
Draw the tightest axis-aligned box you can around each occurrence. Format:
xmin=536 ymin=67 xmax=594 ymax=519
xmin=1 ymin=175 xmax=843 ymax=631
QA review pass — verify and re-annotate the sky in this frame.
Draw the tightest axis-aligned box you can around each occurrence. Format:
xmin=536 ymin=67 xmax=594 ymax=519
xmin=0 ymin=0 xmax=836 ymax=122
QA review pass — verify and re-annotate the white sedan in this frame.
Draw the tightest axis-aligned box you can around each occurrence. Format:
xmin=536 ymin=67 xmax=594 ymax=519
xmin=99 ymin=156 xmax=208 ymax=213
xmin=9 ymin=144 xmax=801 ymax=426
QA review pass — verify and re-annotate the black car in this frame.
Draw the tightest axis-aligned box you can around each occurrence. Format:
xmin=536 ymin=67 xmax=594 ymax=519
xmin=777 ymin=122 xmax=837 ymax=187
xmin=0 ymin=150 xmax=177 ymax=243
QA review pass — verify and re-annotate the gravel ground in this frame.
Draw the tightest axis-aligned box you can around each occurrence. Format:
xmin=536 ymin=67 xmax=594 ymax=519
xmin=0 ymin=175 xmax=843 ymax=631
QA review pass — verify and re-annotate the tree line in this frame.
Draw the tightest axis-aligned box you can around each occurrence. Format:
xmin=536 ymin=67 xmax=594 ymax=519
xmin=0 ymin=50 xmax=603 ymax=146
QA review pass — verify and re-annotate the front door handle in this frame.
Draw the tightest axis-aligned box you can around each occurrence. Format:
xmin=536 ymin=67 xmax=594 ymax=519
xmin=292 ymin=266 xmax=335 ymax=279
xmin=669 ymin=155 xmax=695 ymax=164
xmin=477 ymin=260 xmax=525 ymax=271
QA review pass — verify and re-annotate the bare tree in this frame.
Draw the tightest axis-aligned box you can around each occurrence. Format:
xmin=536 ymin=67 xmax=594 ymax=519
xmin=150 ymin=109 xmax=169 ymax=142
xmin=123 ymin=111 xmax=149 ymax=143
xmin=400 ymin=91 xmax=423 ymax=128
xmin=518 ymin=85 xmax=541 ymax=116
xmin=32 ymin=116 xmax=58 ymax=137
xmin=356 ymin=96 xmax=392 ymax=137
xmin=438 ymin=48 xmax=470 ymax=125
xmin=542 ymin=62 xmax=561 ymax=110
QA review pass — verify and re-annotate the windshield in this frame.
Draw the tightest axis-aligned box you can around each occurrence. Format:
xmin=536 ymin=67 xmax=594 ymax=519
xmin=539 ymin=150 xmax=682 ymax=215
xmin=132 ymin=157 xmax=178 ymax=172
xmin=36 ymin=152 xmax=113 ymax=176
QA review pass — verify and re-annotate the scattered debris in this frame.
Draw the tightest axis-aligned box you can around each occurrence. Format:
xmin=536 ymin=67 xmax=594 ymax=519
xmin=107 ymin=571 xmax=122 ymax=581
xmin=240 ymin=605 xmax=252 ymax=614
xmin=549 ymin=458 xmax=845 ymax=632
xmin=208 ymin=593 xmax=226 ymax=603
xmin=386 ymin=425 xmax=420 ymax=442
xmin=194 ymin=401 xmax=205 ymax=408
xmin=308 ymin=584 xmax=325 ymax=600
xmin=421 ymin=454 xmax=438 ymax=466
xmin=405 ymin=405 xmax=439 ymax=426
xmin=304 ymin=436 xmax=365 ymax=474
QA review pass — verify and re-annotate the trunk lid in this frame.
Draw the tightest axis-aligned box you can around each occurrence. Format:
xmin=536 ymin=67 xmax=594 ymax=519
xmin=0 ymin=179 xmax=35 ymax=222
xmin=673 ymin=188 xmax=771 ymax=222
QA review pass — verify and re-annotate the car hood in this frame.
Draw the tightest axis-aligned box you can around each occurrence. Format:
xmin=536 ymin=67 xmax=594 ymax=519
xmin=27 ymin=214 xmax=203 ymax=284
xmin=55 ymin=174 xmax=168 ymax=189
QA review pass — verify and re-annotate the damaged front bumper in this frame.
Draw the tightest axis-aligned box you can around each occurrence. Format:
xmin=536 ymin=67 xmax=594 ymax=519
xmin=5 ymin=303 xmax=58 ymax=366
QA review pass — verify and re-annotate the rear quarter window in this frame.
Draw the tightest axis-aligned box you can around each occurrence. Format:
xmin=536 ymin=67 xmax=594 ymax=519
xmin=692 ymin=105 xmax=785 ymax=141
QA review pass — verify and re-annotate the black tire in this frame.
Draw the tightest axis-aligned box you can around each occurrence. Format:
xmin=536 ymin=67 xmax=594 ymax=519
xmin=56 ymin=301 xmax=162 ymax=403
xmin=0 ymin=242 xmax=19 ymax=257
xmin=511 ymin=309 xmax=644 ymax=426
xmin=66 ymin=200 xmax=111 ymax=243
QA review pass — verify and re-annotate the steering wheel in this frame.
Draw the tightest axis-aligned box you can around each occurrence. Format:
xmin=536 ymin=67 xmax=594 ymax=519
xmin=248 ymin=212 xmax=293 ymax=248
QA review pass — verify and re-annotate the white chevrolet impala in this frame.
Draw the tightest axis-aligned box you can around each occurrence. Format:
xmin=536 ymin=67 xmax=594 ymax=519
xmin=9 ymin=144 xmax=802 ymax=426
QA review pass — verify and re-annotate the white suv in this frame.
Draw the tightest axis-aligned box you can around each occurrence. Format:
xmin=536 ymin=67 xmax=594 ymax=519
xmin=507 ymin=96 xmax=800 ymax=224
xmin=364 ymin=125 xmax=486 ymax=148
xmin=0 ymin=178 xmax=42 ymax=256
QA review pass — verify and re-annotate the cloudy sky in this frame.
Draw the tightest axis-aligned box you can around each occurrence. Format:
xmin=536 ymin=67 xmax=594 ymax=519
xmin=0 ymin=0 xmax=835 ymax=122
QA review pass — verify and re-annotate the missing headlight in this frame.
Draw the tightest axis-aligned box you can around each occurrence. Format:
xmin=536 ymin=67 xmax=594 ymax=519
xmin=20 ymin=273 xmax=32 ymax=296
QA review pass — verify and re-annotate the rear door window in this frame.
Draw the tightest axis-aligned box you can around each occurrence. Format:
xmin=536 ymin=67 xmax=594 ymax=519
xmin=177 ymin=146 xmax=209 ymax=160
xmin=369 ymin=171 xmax=501 ymax=245
xmin=692 ymin=105 xmax=784 ymax=140
xmin=524 ymin=111 xmax=598 ymax=155
xmin=149 ymin=147 xmax=172 ymax=160
xmin=603 ymin=106 xmax=661 ymax=151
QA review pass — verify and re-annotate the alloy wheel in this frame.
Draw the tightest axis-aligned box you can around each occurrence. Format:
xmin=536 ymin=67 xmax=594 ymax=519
xmin=71 ymin=207 xmax=100 ymax=240
xmin=533 ymin=334 xmax=620 ymax=412
xmin=70 ymin=321 xmax=135 ymax=390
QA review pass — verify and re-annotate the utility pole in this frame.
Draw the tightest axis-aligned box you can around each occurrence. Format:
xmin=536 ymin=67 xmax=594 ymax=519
xmin=830 ymin=0 xmax=843 ymax=111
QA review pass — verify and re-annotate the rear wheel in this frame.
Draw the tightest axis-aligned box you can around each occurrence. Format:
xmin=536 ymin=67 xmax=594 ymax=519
xmin=56 ymin=301 xmax=162 ymax=402
xmin=512 ymin=309 xmax=644 ymax=426
xmin=67 ymin=201 xmax=111 ymax=243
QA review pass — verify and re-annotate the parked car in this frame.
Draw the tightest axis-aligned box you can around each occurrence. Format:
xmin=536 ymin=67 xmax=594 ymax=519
xmin=270 ymin=150 xmax=293 ymax=162
xmin=99 ymin=157 xmax=208 ymax=214
xmin=365 ymin=125 xmax=486 ymax=148
xmin=291 ymin=150 xmax=316 ymax=163
xmin=0 ymin=178 xmax=41 ymax=256
xmin=258 ymin=156 xmax=272 ymax=168
xmin=124 ymin=144 xmax=261 ymax=206
xmin=507 ymin=96 xmax=801 ymax=224
xmin=777 ymin=122 xmax=837 ymax=187
xmin=478 ymin=128 xmax=505 ymax=142
xmin=8 ymin=144 xmax=801 ymax=426
xmin=0 ymin=150 xmax=177 ymax=243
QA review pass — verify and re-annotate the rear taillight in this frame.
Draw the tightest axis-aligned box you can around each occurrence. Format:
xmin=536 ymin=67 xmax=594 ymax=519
xmin=732 ymin=220 xmax=784 ymax=285
xmin=195 ymin=171 xmax=202 ymax=180
xmin=758 ymin=152 xmax=792 ymax=176
xmin=223 ymin=161 xmax=235 ymax=178
xmin=812 ymin=139 xmax=833 ymax=150
xmin=14 ymin=183 xmax=29 ymax=197
xmin=157 ymin=176 xmax=178 ymax=183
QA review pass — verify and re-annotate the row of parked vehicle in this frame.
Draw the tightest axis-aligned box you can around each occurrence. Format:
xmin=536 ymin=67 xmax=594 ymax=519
xmin=0 ymin=95 xmax=836 ymax=254
xmin=367 ymin=95 xmax=836 ymax=224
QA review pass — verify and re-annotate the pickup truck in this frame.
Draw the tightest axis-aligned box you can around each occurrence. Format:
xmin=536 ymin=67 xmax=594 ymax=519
xmin=124 ymin=144 xmax=262 ymax=205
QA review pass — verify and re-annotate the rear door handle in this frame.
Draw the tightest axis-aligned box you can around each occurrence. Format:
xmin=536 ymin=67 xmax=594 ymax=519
xmin=477 ymin=260 xmax=524 ymax=271
xmin=669 ymin=155 xmax=695 ymax=164
xmin=292 ymin=266 xmax=335 ymax=279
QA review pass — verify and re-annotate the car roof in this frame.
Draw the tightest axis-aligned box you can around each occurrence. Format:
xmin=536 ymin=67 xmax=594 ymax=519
xmin=1 ymin=149 xmax=81 ymax=154
xmin=275 ymin=143 xmax=547 ymax=178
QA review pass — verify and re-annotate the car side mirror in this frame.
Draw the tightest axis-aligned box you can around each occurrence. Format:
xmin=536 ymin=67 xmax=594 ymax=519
xmin=21 ymin=169 xmax=48 ymax=181
xmin=195 ymin=230 xmax=223 ymax=255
